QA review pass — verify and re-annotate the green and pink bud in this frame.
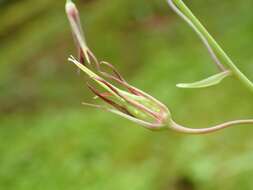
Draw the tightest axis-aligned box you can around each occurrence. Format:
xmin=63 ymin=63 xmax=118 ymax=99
xmin=65 ymin=0 xmax=170 ymax=130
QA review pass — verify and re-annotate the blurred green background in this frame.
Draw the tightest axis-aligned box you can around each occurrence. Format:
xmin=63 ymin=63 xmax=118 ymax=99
xmin=0 ymin=0 xmax=253 ymax=189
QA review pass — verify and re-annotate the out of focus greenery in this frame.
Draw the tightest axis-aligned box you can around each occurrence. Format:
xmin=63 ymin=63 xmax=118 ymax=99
xmin=0 ymin=0 xmax=253 ymax=189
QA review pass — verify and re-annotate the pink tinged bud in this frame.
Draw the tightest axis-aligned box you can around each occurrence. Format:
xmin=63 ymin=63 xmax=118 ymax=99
xmin=66 ymin=1 xmax=171 ymax=131
xmin=65 ymin=0 xmax=91 ymax=64
xmin=65 ymin=0 xmax=79 ymax=21
xmin=68 ymin=55 xmax=170 ymax=130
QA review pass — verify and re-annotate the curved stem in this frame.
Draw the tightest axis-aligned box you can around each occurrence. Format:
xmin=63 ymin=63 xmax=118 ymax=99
xmin=171 ymin=0 xmax=253 ymax=92
xmin=170 ymin=119 xmax=253 ymax=134
xmin=167 ymin=0 xmax=226 ymax=71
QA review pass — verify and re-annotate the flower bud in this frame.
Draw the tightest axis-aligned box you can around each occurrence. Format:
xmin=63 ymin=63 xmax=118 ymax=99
xmin=66 ymin=0 xmax=171 ymax=130
xmin=68 ymin=56 xmax=171 ymax=130
xmin=65 ymin=0 xmax=90 ymax=63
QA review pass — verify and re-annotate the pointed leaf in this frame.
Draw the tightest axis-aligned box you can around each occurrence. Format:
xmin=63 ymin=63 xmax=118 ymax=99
xmin=177 ymin=71 xmax=231 ymax=89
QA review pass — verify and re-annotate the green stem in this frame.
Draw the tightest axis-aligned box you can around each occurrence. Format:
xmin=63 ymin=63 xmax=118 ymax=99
xmin=173 ymin=0 xmax=253 ymax=92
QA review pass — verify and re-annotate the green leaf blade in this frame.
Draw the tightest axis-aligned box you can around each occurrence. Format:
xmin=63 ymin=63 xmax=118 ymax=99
xmin=177 ymin=71 xmax=231 ymax=89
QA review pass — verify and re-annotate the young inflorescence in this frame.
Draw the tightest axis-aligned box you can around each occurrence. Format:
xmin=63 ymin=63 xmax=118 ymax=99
xmin=65 ymin=0 xmax=253 ymax=134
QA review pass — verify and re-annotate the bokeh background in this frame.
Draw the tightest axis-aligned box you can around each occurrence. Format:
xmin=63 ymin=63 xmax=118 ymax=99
xmin=0 ymin=0 xmax=253 ymax=189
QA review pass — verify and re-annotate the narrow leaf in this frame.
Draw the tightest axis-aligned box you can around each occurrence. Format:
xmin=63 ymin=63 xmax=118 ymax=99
xmin=177 ymin=71 xmax=231 ymax=89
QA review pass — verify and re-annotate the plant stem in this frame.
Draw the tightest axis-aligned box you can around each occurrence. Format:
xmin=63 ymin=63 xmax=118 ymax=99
xmin=170 ymin=119 xmax=253 ymax=134
xmin=167 ymin=0 xmax=226 ymax=71
xmin=172 ymin=0 xmax=253 ymax=92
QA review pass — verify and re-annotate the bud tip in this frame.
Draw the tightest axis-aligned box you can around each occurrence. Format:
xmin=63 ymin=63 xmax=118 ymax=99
xmin=65 ymin=0 xmax=77 ymax=17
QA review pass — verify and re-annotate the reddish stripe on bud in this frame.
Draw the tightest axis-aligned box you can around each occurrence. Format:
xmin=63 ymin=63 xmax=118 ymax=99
xmin=99 ymin=61 xmax=125 ymax=82
xmin=94 ymin=77 xmax=121 ymax=97
xmin=98 ymin=61 xmax=142 ymax=96
xmin=95 ymin=77 xmax=160 ymax=120
xmin=78 ymin=47 xmax=85 ymax=64
xmin=87 ymin=83 xmax=133 ymax=116
xmin=86 ymin=49 xmax=100 ymax=69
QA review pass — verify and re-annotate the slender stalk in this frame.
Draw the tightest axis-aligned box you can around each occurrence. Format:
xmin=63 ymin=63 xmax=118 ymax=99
xmin=170 ymin=119 xmax=253 ymax=134
xmin=167 ymin=0 xmax=226 ymax=71
xmin=172 ymin=0 xmax=253 ymax=92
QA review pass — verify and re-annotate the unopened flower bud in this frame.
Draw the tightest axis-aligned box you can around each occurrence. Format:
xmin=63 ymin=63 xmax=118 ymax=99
xmin=65 ymin=0 xmax=171 ymax=130
xmin=68 ymin=56 xmax=171 ymax=130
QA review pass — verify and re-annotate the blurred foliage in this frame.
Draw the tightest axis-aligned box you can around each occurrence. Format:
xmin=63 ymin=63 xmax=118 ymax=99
xmin=0 ymin=0 xmax=253 ymax=189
